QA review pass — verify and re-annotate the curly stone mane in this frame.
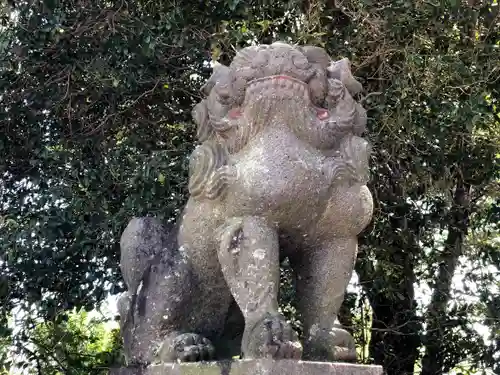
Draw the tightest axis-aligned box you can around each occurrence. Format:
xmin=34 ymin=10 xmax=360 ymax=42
xmin=189 ymin=43 xmax=369 ymax=201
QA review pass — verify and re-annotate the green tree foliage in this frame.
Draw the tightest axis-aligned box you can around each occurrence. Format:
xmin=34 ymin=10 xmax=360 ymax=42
xmin=8 ymin=310 xmax=122 ymax=375
xmin=0 ymin=0 xmax=499 ymax=374
xmin=0 ymin=335 xmax=11 ymax=374
xmin=313 ymin=2 xmax=500 ymax=374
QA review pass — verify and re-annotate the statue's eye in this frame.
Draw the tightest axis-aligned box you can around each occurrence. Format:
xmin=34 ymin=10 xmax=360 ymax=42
xmin=316 ymin=109 xmax=329 ymax=120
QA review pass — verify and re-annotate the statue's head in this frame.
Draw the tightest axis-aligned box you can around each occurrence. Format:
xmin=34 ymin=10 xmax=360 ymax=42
xmin=193 ymin=42 xmax=367 ymax=152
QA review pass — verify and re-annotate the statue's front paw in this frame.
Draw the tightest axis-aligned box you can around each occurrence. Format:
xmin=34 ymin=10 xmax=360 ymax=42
xmin=304 ymin=326 xmax=356 ymax=362
xmin=243 ymin=314 xmax=303 ymax=360
xmin=156 ymin=333 xmax=216 ymax=363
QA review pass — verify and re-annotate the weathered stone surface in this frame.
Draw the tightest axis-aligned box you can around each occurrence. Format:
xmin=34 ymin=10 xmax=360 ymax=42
xmin=111 ymin=360 xmax=383 ymax=375
xmin=117 ymin=42 xmax=374 ymax=367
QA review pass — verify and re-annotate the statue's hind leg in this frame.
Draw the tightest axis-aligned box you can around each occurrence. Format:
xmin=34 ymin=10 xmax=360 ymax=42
xmin=175 ymin=201 xmax=237 ymax=359
xmin=291 ymin=237 xmax=358 ymax=362
xmin=119 ymin=217 xmax=217 ymax=365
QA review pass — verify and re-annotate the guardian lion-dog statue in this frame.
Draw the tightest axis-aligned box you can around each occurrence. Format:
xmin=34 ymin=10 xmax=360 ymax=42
xmin=117 ymin=42 xmax=373 ymax=367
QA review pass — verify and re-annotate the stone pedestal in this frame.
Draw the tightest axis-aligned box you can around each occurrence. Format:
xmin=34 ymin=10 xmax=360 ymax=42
xmin=110 ymin=360 xmax=383 ymax=375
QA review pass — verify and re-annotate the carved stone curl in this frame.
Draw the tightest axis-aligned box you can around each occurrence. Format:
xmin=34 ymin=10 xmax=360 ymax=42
xmin=117 ymin=42 xmax=373 ymax=367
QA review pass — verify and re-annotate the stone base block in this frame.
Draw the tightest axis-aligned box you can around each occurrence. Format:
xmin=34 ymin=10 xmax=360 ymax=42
xmin=110 ymin=360 xmax=383 ymax=375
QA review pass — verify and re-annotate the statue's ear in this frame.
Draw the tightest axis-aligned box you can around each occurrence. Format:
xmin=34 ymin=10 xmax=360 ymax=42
xmin=192 ymin=100 xmax=213 ymax=143
xmin=298 ymin=45 xmax=331 ymax=69
xmin=200 ymin=64 xmax=230 ymax=96
xmin=327 ymin=58 xmax=363 ymax=96
xmin=200 ymin=80 xmax=213 ymax=96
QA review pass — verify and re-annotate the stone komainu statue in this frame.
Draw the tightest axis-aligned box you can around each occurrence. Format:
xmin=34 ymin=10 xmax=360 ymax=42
xmin=117 ymin=42 xmax=373 ymax=367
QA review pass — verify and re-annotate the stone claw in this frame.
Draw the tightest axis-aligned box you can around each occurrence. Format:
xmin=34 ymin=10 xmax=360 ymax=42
xmin=174 ymin=333 xmax=216 ymax=362
xmin=304 ymin=326 xmax=356 ymax=362
xmin=156 ymin=333 xmax=215 ymax=363
xmin=244 ymin=315 xmax=303 ymax=360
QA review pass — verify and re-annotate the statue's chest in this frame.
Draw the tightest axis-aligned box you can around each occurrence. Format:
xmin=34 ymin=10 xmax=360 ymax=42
xmin=227 ymin=129 xmax=331 ymax=214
